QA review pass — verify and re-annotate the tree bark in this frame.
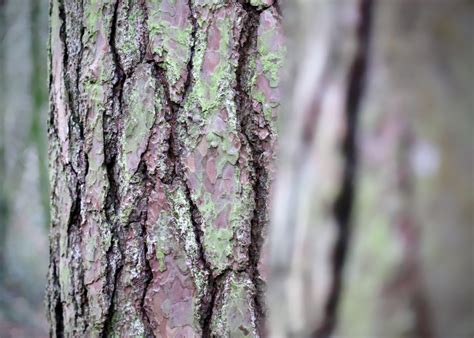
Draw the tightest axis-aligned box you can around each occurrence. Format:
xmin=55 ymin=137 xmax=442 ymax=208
xmin=47 ymin=0 xmax=284 ymax=337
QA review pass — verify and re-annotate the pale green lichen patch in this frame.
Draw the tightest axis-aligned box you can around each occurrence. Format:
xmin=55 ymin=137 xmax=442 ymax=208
xmin=204 ymin=228 xmax=234 ymax=267
xmin=58 ymin=257 xmax=71 ymax=300
xmin=119 ymin=63 xmax=161 ymax=184
xmin=155 ymin=247 xmax=167 ymax=273
xmin=184 ymin=5 xmax=241 ymax=120
xmin=82 ymin=82 xmax=110 ymax=211
xmin=115 ymin=1 xmax=146 ymax=73
xmin=151 ymin=210 xmax=177 ymax=273
xmin=194 ymin=0 xmax=226 ymax=9
xmin=106 ymin=303 xmax=146 ymax=337
xmin=177 ymin=3 xmax=257 ymax=275
xmin=147 ymin=0 xmax=193 ymax=101
xmin=167 ymin=183 xmax=210 ymax=306
xmin=83 ymin=0 xmax=114 ymax=45
xmin=185 ymin=129 xmax=255 ymax=273
xmin=249 ymin=7 xmax=285 ymax=125
xmin=211 ymin=272 xmax=257 ymax=337
xmin=248 ymin=0 xmax=273 ymax=10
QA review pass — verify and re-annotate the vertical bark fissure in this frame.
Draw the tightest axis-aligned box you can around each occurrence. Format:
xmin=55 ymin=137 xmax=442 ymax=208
xmin=102 ymin=0 xmax=125 ymax=335
xmin=157 ymin=1 xmax=220 ymax=335
xmin=76 ymin=0 xmax=88 ymax=328
xmin=56 ymin=0 xmax=90 ymax=332
xmin=235 ymin=3 xmax=276 ymax=335
xmin=137 ymin=64 xmax=167 ymax=338
xmin=138 ymin=161 xmax=156 ymax=337
xmin=316 ymin=0 xmax=374 ymax=336
xmin=142 ymin=0 xmax=221 ymax=334
xmin=53 ymin=260 xmax=65 ymax=338
xmin=184 ymin=182 xmax=216 ymax=338
xmin=181 ymin=0 xmax=198 ymax=107
xmin=46 ymin=0 xmax=59 ymax=335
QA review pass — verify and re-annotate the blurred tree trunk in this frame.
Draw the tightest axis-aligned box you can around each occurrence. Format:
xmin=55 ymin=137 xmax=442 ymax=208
xmin=47 ymin=0 xmax=283 ymax=336
xmin=268 ymin=0 xmax=373 ymax=335
xmin=0 ymin=0 xmax=49 ymax=334
xmin=0 ymin=0 xmax=49 ymax=285
xmin=269 ymin=0 xmax=473 ymax=337
xmin=30 ymin=0 xmax=50 ymax=228
xmin=0 ymin=0 xmax=7 ymax=281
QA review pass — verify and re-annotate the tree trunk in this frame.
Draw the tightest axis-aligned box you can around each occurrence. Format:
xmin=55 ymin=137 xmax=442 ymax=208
xmin=47 ymin=0 xmax=283 ymax=337
xmin=268 ymin=0 xmax=373 ymax=335
xmin=0 ymin=0 xmax=7 ymax=280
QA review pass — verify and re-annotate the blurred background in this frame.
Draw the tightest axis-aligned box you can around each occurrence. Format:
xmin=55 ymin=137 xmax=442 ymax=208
xmin=0 ymin=0 xmax=49 ymax=336
xmin=271 ymin=1 xmax=473 ymax=337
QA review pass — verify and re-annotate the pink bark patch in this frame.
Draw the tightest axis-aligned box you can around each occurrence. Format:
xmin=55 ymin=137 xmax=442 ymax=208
xmin=206 ymin=157 xmax=218 ymax=185
xmin=145 ymin=242 xmax=198 ymax=336
xmin=203 ymin=23 xmax=221 ymax=78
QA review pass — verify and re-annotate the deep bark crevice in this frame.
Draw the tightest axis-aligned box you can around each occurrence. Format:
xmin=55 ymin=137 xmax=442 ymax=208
xmin=184 ymin=182 xmax=217 ymax=337
xmin=56 ymin=0 xmax=90 ymax=333
xmin=235 ymin=3 xmax=277 ymax=335
xmin=102 ymin=1 xmax=125 ymax=335
xmin=49 ymin=257 xmax=65 ymax=338
xmin=181 ymin=0 xmax=198 ymax=107
xmin=54 ymin=288 xmax=65 ymax=338
xmin=138 ymin=162 xmax=156 ymax=338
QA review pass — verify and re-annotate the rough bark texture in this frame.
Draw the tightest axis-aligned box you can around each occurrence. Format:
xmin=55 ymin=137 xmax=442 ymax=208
xmin=47 ymin=0 xmax=284 ymax=337
xmin=269 ymin=0 xmax=473 ymax=337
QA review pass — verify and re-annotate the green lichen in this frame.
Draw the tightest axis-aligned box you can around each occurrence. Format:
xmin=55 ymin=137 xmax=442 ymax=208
xmin=257 ymin=27 xmax=286 ymax=89
xmin=83 ymin=0 xmax=114 ymax=43
xmin=204 ymin=228 xmax=234 ymax=269
xmin=106 ymin=304 xmax=145 ymax=337
xmin=123 ymin=82 xmax=157 ymax=149
xmin=153 ymin=214 xmax=175 ymax=273
xmin=256 ymin=91 xmax=275 ymax=124
xmin=243 ymin=11 xmax=286 ymax=125
xmin=211 ymin=273 xmax=256 ymax=337
xmin=200 ymin=195 xmax=217 ymax=221
xmin=85 ymin=0 xmax=99 ymax=35
xmin=147 ymin=1 xmax=193 ymax=98
xmin=186 ymin=14 xmax=236 ymax=118
xmin=167 ymin=184 xmax=209 ymax=298
xmin=59 ymin=260 xmax=71 ymax=294
xmin=229 ymin=183 xmax=254 ymax=226
xmin=155 ymin=247 xmax=167 ymax=272
xmin=249 ymin=0 xmax=270 ymax=9
xmin=120 ymin=66 xmax=159 ymax=181
xmin=194 ymin=0 xmax=226 ymax=9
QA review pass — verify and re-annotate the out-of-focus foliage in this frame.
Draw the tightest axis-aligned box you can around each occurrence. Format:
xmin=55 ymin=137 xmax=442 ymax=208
xmin=0 ymin=0 xmax=49 ymax=336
